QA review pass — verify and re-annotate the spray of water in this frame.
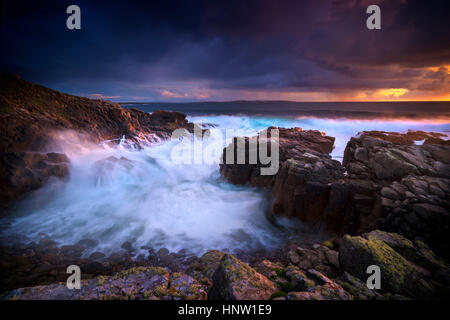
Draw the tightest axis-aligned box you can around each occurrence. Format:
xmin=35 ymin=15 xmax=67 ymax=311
xmin=1 ymin=116 xmax=448 ymax=257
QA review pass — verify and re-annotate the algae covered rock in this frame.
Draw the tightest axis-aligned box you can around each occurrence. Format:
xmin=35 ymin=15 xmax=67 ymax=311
xmin=363 ymin=230 xmax=447 ymax=272
xmin=167 ymin=272 xmax=207 ymax=300
xmin=208 ymin=254 xmax=278 ymax=300
xmin=7 ymin=266 xmax=170 ymax=300
xmin=186 ymin=250 xmax=224 ymax=284
xmin=286 ymin=269 xmax=352 ymax=300
xmin=285 ymin=265 xmax=315 ymax=291
xmin=339 ymin=231 xmax=429 ymax=296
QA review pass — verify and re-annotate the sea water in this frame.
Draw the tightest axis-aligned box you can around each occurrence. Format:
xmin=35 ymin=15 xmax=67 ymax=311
xmin=1 ymin=111 xmax=449 ymax=257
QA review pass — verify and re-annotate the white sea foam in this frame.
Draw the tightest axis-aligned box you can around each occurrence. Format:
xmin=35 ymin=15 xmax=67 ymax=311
xmin=1 ymin=115 xmax=449 ymax=256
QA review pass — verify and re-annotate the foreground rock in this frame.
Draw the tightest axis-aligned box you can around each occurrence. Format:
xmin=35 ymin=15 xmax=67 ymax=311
xmin=6 ymin=267 xmax=207 ymax=300
xmin=208 ymin=254 xmax=278 ymax=300
xmin=0 ymin=74 xmax=194 ymax=208
xmin=6 ymin=241 xmax=449 ymax=300
xmin=339 ymin=230 xmax=450 ymax=299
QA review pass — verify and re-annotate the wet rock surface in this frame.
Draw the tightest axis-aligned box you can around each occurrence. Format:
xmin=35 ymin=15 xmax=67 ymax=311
xmin=0 ymin=74 xmax=195 ymax=208
xmin=3 ymin=229 xmax=450 ymax=300
xmin=344 ymin=131 xmax=450 ymax=259
xmin=339 ymin=230 xmax=450 ymax=299
xmin=1 ymin=75 xmax=450 ymax=300
xmin=0 ymin=151 xmax=70 ymax=205
xmin=208 ymin=253 xmax=278 ymax=300
xmin=220 ymin=128 xmax=450 ymax=260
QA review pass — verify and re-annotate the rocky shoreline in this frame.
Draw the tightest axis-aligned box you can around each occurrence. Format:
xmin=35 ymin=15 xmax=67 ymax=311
xmin=1 ymin=74 xmax=449 ymax=300
xmin=221 ymin=128 xmax=450 ymax=260
xmin=0 ymin=74 xmax=195 ymax=211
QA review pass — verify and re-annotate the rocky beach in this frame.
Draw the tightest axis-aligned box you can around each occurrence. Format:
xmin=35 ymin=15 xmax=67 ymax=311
xmin=1 ymin=74 xmax=449 ymax=300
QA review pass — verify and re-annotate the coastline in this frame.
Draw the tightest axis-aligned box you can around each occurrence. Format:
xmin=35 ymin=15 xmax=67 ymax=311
xmin=1 ymin=74 xmax=449 ymax=300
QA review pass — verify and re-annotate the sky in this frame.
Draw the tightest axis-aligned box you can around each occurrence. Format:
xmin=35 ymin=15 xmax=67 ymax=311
xmin=1 ymin=0 xmax=450 ymax=102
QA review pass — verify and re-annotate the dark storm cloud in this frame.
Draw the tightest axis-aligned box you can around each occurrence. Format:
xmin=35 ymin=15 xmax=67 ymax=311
xmin=1 ymin=0 xmax=449 ymax=101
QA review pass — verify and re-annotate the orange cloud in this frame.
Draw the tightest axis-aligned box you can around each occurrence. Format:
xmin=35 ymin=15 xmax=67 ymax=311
xmin=160 ymin=90 xmax=188 ymax=98
xmin=84 ymin=93 xmax=123 ymax=100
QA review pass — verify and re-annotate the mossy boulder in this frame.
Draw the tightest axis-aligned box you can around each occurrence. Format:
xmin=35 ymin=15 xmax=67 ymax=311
xmin=286 ymin=269 xmax=352 ymax=300
xmin=167 ymin=272 xmax=207 ymax=300
xmin=285 ymin=265 xmax=315 ymax=291
xmin=364 ymin=230 xmax=447 ymax=272
xmin=7 ymin=266 xmax=170 ymax=300
xmin=208 ymin=254 xmax=278 ymax=300
xmin=339 ymin=232 xmax=427 ymax=295
xmin=187 ymin=250 xmax=224 ymax=281
xmin=336 ymin=272 xmax=382 ymax=300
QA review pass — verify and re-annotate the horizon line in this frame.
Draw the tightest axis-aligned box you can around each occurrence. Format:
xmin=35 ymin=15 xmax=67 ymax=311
xmin=116 ymin=99 xmax=450 ymax=104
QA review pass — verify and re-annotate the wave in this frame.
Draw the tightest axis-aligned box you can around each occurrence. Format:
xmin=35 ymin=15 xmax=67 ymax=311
xmin=1 ymin=115 xmax=448 ymax=257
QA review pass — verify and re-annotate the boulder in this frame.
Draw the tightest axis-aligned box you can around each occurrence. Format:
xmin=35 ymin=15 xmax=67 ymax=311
xmin=0 ymin=151 xmax=70 ymax=209
xmin=286 ymin=269 xmax=352 ymax=300
xmin=208 ymin=254 xmax=278 ymax=300
xmin=0 ymin=74 xmax=195 ymax=206
xmin=7 ymin=266 xmax=170 ymax=300
xmin=339 ymin=230 xmax=450 ymax=298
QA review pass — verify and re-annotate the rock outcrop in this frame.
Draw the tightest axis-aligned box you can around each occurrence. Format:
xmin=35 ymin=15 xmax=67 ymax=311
xmin=0 ymin=74 xmax=194 ymax=208
xmin=220 ymin=128 xmax=450 ymax=258
xmin=208 ymin=253 xmax=278 ymax=300
xmin=339 ymin=230 xmax=450 ymax=299
xmin=0 ymin=152 xmax=70 ymax=203
xmin=220 ymin=127 xmax=347 ymax=232
xmin=343 ymin=131 xmax=450 ymax=258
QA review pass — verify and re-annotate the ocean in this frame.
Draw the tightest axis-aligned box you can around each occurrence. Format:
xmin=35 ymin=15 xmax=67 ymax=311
xmin=1 ymin=101 xmax=449 ymax=257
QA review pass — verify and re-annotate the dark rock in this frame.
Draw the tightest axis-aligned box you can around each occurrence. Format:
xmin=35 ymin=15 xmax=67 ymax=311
xmin=208 ymin=254 xmax=277 ymax=300
xmin=89 ymin=252 xmax=106 ymax=260
xmin=339 ymin=230 xmax=449 ymax=298
xmin=0 ymin=74 xmax=195 ymax=208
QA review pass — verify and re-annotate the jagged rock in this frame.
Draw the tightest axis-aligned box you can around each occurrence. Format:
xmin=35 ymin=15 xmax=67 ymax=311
xmin=208 ymin=254 xmax=278 ymax=300
xmin=336 ymin=272 xmax=382 ymax=300
xmin=220 ymin=128 xmax=449 ymax=249
xmin=167 ymin=272 xmax=207 ymax=300
xmin=254 ymin=259 xmax=285 ymax=279
xmin=287 ymin=245 xmax=340 ymax=277
xmin=339 ymin=230 xmax=450 ymax=298
xmin=284 ymin=265 xmax=315 ymax=291
xmin=0 ymin=151 xmax=70 ymax=206
xmin=187 ymin=250 xmax=224 ymax=281
xmin=286 ymin=269 xmax=352 ymax=300
xmin=0 ymin=74 xmax=195 ymax=208
xmin=6 ymin=267 xmax=170 ymax=300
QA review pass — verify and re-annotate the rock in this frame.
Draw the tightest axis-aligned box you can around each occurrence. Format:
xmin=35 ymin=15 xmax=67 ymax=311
xmin=287 ymin=245 xmax=340 ymax=277
xmin=364 ymin=230 xmax=447 ymax=272
xmin=89 ymin=252 xmax=106 ymax=260
xmin=208 ymin=254 xmax=278 ymax=300
xmin=286 ymin=269 xmax=352 ymax=300
xmin=187 ymin=250 xmax=225 ymax=281
xmin=121 ymin=241 xmax=134 ymax=252
xmin=0 ymin=151 xmax=70 ymax=208
xmin=0 ymin=74 xmax=195 ymax=208
xmin=254 ymin=260 xmax=284 ymax=279
xmin=81 ymin=261 xmax=108 ymax=274
xmin=6 ymin=266 xmax=170 ymax=300
xmin=338 ymin=231 xmax=447 ymax=298
xmin=39 ymin=239 xmax=57 ymax=247
xmin=380 ymin=187 xmax=399 ymax=200
xmin=285 ymin=265 xmax=315 ymax=291
xmin=60 ymin=244 xmax=85 ymax=258
xmin=167 ymin=272 xmax=207 ymax=300
xmin=77 ymin=239 xmax=99 ymax=248
xmin=336 ymin=272 xmax=381 ymax=300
